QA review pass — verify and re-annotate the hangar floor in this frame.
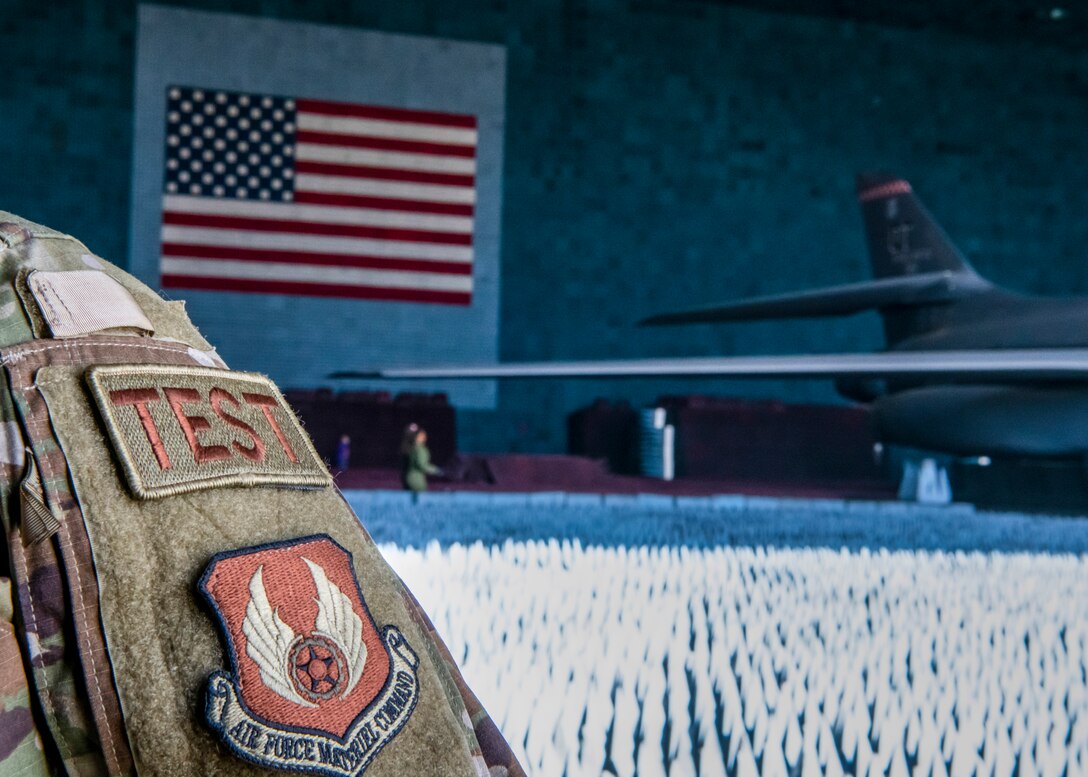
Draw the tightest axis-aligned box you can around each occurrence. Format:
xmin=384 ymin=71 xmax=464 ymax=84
xmin=347 ymin=491 xmax=1088 ymax=776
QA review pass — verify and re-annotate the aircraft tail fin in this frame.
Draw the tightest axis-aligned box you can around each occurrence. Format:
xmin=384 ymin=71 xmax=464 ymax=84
xmin=642 ymin=174 xmax=994 ymax=346
xmin=856 ymin=173 xmax=992 ymax=346
xmin=856 ymin=173 xmax=987 ymax=282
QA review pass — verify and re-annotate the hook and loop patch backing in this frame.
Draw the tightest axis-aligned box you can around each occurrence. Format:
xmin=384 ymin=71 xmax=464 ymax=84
xmin=86 ymin=364 xmax=330 ymax=499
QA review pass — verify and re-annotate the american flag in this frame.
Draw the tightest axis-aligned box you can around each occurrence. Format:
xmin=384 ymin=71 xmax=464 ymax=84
xmin=160 ymin=86 xmax=476 ymax=305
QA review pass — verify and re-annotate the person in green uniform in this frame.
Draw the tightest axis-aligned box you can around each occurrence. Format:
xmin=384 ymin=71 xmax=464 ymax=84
xmin=401 ymin=423 xmax=441 ymax=492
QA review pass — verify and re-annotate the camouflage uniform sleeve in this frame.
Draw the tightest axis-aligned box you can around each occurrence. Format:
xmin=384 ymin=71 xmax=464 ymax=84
xmin=0 ymin=361 xmax=54 ymax=776
xmin=0 ymin=577 xmax=52 ymax=777
xmin=398 ymin=584 xmax=527 ymax=777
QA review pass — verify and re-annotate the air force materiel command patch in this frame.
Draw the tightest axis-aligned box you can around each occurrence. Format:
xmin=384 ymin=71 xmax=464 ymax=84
xmin=200 ymin=536 xmax=420 ymax=776
xmin=86 ymin=365 xmax=330 ymax=498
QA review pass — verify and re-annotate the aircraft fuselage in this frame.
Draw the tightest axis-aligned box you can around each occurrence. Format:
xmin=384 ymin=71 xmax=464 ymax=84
xmin=860 ymin=294 xmax=1088 ymax=457
xmin=893 ymin=293 xmax=1088 ymax=352
xmin=870 ymin=384 xmax=1088 ymax=458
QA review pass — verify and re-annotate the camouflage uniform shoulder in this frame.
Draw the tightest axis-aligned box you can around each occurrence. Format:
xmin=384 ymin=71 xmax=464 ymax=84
xmin=0 ymin=211 xmax=217 ymax=353
xmin=0 ymin=209 xmax=524 ymax=777
xmin=0 ymin=212 xmax=76 ymax=245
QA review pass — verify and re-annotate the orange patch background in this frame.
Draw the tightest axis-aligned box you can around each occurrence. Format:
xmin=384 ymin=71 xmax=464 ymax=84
xmin=203 ymin=537 xmax=390 ymax=738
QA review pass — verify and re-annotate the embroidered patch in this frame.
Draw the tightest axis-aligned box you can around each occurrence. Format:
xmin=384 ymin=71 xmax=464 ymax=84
xmin=200 ymin=535 xmax=420 ymax=776
xmin=86 ymin=365 xmax=330 ymax=499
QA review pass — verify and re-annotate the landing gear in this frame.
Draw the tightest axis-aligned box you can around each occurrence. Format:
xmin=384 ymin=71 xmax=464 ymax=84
xmin=883 ymin=446 xmax=953 ymax=504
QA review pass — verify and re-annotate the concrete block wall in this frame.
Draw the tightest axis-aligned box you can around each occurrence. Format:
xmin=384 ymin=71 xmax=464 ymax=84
xmin=2 ymin=0 xmax=1087 ymax=452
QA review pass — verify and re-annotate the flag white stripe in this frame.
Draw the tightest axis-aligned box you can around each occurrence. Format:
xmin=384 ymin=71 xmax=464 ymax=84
xmin=162 ymin=195 xmax=474 ymax=234
xmin=162 ymin=257 xmax=474 ymax=293
xmin=295 ymin=143 xmax=476 ymax=175
xmin=161 ymin=225 xmax=474 ymax=262
xmin=297 ymin=113 xmax=478 ymax=146
xmin=295 ymin=174 xmax=476 ymax=204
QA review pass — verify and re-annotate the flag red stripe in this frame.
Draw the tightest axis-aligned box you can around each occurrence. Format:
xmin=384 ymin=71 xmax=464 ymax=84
xmin=295 ymin=129 xmax=476 ymax=157
xmin=161 ymin=274 xmax=472 ymax=305
xmin=161 ymin=243 xmax=473 ymax=275
xmin=294 ymin=160 xmax=474 ymax=188
xmin=162 ymin=211 xmax=473 ymax=246
xmin=297 ymin=99 xmax=476 ymax=129
xmin=291 ymin=191 xmax=475 ymax=217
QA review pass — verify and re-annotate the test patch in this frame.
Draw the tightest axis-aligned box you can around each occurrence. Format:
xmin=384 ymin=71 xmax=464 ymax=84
xmin=87 ymin=365 xmax=330 ymax=499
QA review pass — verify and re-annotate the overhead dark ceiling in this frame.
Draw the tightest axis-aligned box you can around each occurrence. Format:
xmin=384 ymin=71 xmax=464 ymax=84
xmin=698 ymin=0 xmax=1084 ymax=49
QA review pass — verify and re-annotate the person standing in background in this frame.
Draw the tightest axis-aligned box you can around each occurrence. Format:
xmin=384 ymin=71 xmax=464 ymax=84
xmin=336 ymin=434 xmax=351 ymax=471
xmin=401 ymin=423 xmax=441 ymax=492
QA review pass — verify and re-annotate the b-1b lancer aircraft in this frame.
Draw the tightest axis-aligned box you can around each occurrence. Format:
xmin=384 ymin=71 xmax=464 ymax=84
xmin=336 ymin=173 xmax=1088 ymax=460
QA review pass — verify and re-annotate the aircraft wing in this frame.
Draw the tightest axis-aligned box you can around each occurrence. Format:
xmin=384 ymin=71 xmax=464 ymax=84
xmin=331 ymin=349 xmax=1088 ymax=380
xmin=638 ymin=271 xmax=987 ymax=326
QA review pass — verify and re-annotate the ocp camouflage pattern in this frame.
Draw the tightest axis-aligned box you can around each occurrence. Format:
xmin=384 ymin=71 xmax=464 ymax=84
xmin=0 ymin=213 xmax=526 ymax=777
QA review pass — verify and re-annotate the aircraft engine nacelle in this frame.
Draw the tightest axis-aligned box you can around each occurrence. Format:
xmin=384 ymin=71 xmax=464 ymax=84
xmin=871 ymin=384 xmax=1088 ymax=458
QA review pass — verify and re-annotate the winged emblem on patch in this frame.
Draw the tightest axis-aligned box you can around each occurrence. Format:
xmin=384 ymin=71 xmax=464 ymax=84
xmin=244 ymin=559 xmax=368 ymax=707
xmin=200 ymin=535 xmax=420 ymax=777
